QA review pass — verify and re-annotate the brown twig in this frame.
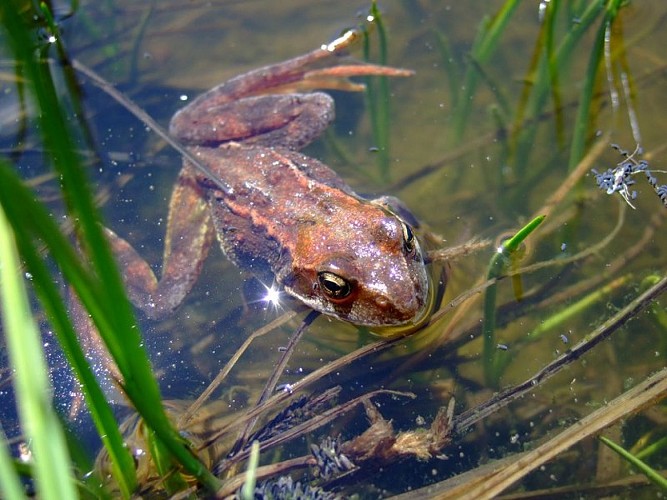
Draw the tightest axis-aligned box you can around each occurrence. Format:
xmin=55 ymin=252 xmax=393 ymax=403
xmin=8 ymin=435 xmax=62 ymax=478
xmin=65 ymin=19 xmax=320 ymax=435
xmin=452 ymin=273 xmax=667 ymax=435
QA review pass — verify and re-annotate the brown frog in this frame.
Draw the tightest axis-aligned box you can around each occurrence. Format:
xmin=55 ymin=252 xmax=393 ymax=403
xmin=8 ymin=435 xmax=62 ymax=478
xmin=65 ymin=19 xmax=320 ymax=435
xmin=109 ymin=33 xmax=437 ymax=331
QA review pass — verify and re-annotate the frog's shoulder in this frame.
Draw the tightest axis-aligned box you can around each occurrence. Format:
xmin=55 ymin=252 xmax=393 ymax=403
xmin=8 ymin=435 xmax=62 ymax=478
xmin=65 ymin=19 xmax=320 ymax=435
xmin=274 ymin=147 xmax=356 ymax=195
xmin=276 ymin=147 xmax=422 ymax=229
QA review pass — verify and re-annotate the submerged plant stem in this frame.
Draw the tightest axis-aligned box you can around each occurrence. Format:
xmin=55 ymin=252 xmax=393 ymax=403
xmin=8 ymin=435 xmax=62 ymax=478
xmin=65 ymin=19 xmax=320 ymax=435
xmin=599 ymin=436 xmax=667 ymax=491
xmin=569 ymin=0 xmax=624 ymax=170
xmin=364 ymin=1 xmax=392 ymax=182
xmin=483 ymin=215 xmax=545 ymax=387
xmin=460 ymin=273 xmax=667 ymax=433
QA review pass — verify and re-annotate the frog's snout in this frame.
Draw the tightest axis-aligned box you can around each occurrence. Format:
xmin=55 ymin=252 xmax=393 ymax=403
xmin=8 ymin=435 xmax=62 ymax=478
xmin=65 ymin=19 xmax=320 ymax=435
xmin=372 ymin=284 xmax=427 ymax=324
xmin=374 ymin=294 xmax=421 ymax=315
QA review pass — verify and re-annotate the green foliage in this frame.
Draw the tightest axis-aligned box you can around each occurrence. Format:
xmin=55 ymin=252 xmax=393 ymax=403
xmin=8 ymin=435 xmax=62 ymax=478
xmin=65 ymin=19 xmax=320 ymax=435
xmin=0 ymin=0 xmax=218 ymax=495
xmin=482 ymin=215 xmax=545 ymax=387
xmin=599 ymin=436 xmax=667 ymax=491
xmin=440 ymin=0 xmax=627 ymax=182
xmin=0 ymin=205 xmax=74 ymax=500
xmin=363 ymin=1 xmax=393 ymax=183
xmin=0 ymin=0 xmax=656 ymax=496
xmin=451 ymin=0 xmax=522 ymax=140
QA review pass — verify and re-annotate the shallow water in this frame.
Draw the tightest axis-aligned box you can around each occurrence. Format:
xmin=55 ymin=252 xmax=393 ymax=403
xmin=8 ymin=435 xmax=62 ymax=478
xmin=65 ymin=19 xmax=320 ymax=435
xmin=3 ymin=0 xmax=667 ymax=496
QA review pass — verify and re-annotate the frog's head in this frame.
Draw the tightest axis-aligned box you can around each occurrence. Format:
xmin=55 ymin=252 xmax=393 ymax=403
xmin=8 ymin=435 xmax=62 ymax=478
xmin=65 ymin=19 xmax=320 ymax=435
xmin=281 ymin=205 xmax=433 ymax=331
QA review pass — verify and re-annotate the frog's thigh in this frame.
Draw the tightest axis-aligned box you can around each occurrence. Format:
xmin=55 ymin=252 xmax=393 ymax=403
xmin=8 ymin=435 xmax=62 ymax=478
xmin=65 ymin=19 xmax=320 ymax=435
xmin=160 ymin=169 xmax=215 ymax=299
xmin=105 ymin=169 xmax=214 ymax=319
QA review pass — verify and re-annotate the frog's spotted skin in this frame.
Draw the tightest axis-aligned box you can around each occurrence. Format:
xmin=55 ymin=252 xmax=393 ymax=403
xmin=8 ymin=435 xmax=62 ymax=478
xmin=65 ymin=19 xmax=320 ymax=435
xmin=107 ymin=41 xmax=433 ymax=329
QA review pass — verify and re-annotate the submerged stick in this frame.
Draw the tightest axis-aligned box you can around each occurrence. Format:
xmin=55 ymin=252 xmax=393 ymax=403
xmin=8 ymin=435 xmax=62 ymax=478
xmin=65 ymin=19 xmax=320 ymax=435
xmin=453 ymin=273 xmax=667 ymax=434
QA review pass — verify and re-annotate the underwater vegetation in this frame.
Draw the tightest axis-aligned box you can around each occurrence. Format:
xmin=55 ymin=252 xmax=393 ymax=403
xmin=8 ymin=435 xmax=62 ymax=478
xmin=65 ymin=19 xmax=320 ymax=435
xmin=1 ymin=0 xmax=667 ymax=498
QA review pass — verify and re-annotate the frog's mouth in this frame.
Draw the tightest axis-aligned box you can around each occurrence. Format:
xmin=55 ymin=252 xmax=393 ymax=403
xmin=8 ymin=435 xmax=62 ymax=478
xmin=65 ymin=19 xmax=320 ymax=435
xmin=366 ymin=261 xmax=447 ymax=338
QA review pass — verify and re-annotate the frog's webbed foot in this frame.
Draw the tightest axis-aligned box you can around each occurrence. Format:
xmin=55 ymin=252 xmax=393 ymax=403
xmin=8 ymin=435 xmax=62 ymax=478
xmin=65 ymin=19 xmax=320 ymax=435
xmin=253 ymin=50 xmax=414 ymax=95
xmin=298 ymin=60 xmax=413 ymax=94
xmin=299 ymin=27 xmax=414 ymax=92
xmin=104 ymin=227 xmax=173 ymax=320
xmin=169 ymin=35 xmax=412 ymax=149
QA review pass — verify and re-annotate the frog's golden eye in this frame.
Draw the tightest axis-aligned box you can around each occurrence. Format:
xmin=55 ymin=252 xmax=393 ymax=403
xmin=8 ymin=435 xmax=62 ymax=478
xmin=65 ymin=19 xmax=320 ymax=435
xmin=401 ymin=221 xmax=416 ymax=254
xmin=318 ymin=271 xmax=352 ymax=300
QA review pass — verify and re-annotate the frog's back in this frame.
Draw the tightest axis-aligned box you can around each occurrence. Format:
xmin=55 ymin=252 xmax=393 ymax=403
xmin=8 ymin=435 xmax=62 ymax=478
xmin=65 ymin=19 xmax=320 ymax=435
xmin=190 ymin=144 xmax=359 ymax=277
xmin=190 ymin=143 xmax=431 ymax=328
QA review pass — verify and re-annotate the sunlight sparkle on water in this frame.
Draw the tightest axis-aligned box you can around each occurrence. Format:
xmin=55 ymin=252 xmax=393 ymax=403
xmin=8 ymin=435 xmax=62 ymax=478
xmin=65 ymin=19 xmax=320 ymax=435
xmin=262 ymin=283 xmax=284 ymax=312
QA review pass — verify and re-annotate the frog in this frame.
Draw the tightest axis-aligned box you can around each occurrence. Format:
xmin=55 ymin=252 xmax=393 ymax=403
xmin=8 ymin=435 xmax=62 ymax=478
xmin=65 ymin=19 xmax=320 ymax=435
xmin=107 ymin=32 xmax=439 ymax=331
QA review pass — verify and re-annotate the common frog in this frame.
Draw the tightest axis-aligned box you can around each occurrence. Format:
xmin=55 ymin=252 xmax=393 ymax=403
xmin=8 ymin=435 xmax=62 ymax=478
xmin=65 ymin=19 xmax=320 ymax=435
xmin=109 ymin=34 xmax=437 ymax=330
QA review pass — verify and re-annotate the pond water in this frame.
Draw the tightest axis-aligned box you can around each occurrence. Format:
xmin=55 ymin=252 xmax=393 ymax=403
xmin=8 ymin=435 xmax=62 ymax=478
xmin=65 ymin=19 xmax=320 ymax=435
xmin=2 ymin=0 xmax=667 ymax=496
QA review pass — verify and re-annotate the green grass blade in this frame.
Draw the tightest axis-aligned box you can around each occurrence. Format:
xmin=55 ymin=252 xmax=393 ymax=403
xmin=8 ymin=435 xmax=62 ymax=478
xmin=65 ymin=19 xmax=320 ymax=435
xmin=241 ymin=441 xmax=260 ymax=500
xmin=544 ymin=0 xmax=565 ymax=146
xmin=5 ymin=3 xmax=148 ymax=395
xmin=528 ymin=275 xmax=630 ymax=339
xmin=510 ymin=0 xmax=563 ymax=151
xmin=635 ymin=435 xmax=667 ymax=461
xmin=568 ymin=0 xmax=624 ymax=170
xmin=453 ymin=0 xmax=522 ymax=139
xmin=599 ymin=436 xmax=667 ymax=491
xmin=483 ymin=215 xmax=546 ymax=387
xmin=1 ymin=2 xmax=220 ymax=491
xmin=61 ymin=422 xmax=111 ymax=500
xmin=364 ymin=2 xmax=392 ymax=182
xmin=143 ymin=427 xmax=191 ymax=494
xmin=0 ymin=426 xmax=26 ymax=500
xmin=0 ymin=161 xmax=137 ymax=497
xmin=0 ymin=205 xmax=77 ymax=500
xmin=512 ymin=0 xmax=607 ymax=174
xmin=567 ymin=15 xmax=606 ymax=170
xmin=0 ymin=165 xmax=127 ymax=374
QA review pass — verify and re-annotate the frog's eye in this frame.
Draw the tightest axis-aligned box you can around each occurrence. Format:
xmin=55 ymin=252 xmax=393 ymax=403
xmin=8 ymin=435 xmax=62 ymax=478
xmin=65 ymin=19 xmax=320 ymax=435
xmin=401 ymin=221 xmax=416 ymax=254
xmin=318 ymin=271 xmax=352 ymax=300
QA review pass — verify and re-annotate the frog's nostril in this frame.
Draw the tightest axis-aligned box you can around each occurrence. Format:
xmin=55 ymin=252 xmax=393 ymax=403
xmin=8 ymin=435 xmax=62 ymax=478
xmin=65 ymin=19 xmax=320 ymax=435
xmin=375 ymin=296 xmax=389 ymax=308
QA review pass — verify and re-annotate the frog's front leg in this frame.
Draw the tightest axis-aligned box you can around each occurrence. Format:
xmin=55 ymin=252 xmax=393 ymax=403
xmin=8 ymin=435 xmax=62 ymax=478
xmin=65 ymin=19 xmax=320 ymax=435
xmin=108 ymin=164 xmax=215 ymax=320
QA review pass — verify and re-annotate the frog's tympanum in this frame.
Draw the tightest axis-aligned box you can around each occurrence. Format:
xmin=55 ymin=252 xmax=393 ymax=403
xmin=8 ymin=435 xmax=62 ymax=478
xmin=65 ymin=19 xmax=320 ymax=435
xmin=109 ymin=34 xmax=438 ymax=331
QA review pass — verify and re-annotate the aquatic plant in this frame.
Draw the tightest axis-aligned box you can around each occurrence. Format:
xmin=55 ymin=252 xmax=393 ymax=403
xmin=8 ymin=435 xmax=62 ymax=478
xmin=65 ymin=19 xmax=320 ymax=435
xmin=1 ymin=0 xmax=667 ymax=497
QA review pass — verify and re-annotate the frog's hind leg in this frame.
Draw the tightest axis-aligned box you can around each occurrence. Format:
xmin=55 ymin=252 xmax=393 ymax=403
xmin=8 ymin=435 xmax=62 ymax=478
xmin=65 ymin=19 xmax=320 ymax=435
xmin=107 ymin=166 xmax=215 ymax=320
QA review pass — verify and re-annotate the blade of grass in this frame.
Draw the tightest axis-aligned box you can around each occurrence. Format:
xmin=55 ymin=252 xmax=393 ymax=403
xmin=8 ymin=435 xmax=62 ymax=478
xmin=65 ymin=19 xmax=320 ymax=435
xmin=241 ymin=441 xmax=260 ymax=500
xmin=544 ymin=0 xmax=565 ymax=147
xmin=452 ymin=0 xmax=522 ymax=140
xmin=599 ymin=436 xmax=667 ymax=491
xmin=511 ymin=0 xmax=608 ymax=174
xmin=0 ymin=204 xmax=77 ymax=500
xmin=60 ymin=422 xmax=111 ymax=500
xmin=509 ymin=0 xmax=563 ymax=149
xmin=143 ymin=427 xmax=191 ymax=494
xmin=38 ymin=3 xmax=99 ymax=164
xmin=483 ymin=215 xmax=545 ymax=388
xmin=635 ymin=435 xmax=667 ymax=461
xmin=364 ymin=1 xmax=392 ymax=182
xmin=492 ymin=273 xmax=632 ymax=378
xmin=0 ymin=425 xmax=26 ymax=500
xmin=0 ymin=161 xmax=136 ymax=497
xmin=568 ymin=0 xmax=624 ymax=170
xmin=527 ymin=275 xmax=631 ymax=339
xmin=1 ymin=1 xmax=220 ymax=491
